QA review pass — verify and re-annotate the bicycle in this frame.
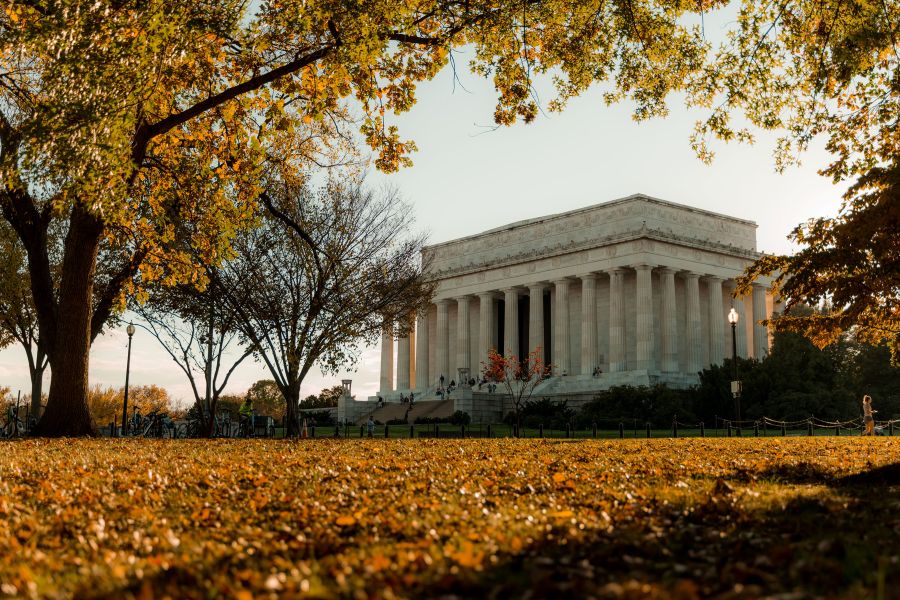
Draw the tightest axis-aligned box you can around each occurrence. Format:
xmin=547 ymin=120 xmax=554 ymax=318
xmin=135 ymin=410 xmax=175 ymax=438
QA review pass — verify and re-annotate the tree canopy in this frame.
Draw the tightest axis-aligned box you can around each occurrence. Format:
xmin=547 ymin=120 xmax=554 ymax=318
xmin=3 ymin=0 xmax=896 ymax=435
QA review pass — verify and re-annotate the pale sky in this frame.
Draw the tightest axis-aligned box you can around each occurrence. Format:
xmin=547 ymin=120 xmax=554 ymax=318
xmin=0 ymin=23 xmax=848 ymax=407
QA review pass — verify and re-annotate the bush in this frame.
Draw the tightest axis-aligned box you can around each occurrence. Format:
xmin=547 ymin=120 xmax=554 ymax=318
xmin=449 ymin=410 xmax=471 ymax=426
xmin=518 ymin=398 xmax=575 ymax=429
xmin=576 ymin=385 xmax=697 ymax=429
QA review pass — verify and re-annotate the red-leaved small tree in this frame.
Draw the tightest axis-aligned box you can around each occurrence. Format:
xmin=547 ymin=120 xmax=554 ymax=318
xmin=481 ymin=347 xmax=546 ymax=435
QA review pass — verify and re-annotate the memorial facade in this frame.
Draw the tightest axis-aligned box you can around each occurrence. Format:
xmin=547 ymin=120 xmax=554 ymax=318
xmin=361 ymin=194 xmax=777 ymax=421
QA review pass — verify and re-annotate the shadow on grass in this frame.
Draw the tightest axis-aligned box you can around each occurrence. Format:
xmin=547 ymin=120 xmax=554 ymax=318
xmin=91 ymin=463 xmax=900 ymax=600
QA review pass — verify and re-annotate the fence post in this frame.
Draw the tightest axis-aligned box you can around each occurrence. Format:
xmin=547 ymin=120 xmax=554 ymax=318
xmin=727 ymin=422 xmax=732 ymax=437
xmin=487 ymin=423 xmax=492 ymax=438
xmin=461 ymin=423 xmax=465 ymax=438
xmin=619 ymin=422 xmax=624 ymax=438
xmin=360 ymin=425 xmax=364 ymax=438
xmin=384 ymin=424 xmax=389 ymax=438
xmin=592 ymin=422 xmax=597 ymax=438
xmin=891 ymin=421 xmax=895 ymax=436
xmin=539 ymin=423 xmax=544 ymax=438
xmin=836 ymin=424 xmax=840 ymax=436
xmin=672 ymin=420 xmax=678 ymax=438
xmin=410 ymin=424 xmax=414 ymax=439
xmin=763 ymin=420 xmax=767 ymax=437
xmin=514 ymin=424 xmax=519 ymax=438
xmin=434 ymin=423 xmax=439 ymax=437
xmin=808 ymin=420 xmax=814 ymax=436
xmin=644 ymin=423 xmax=650 ymax=438
xmin=311 ymin=425 xmax=316 ymax=438
xmin=754 ymin=422 xmax=759 ymax=437
xmin=566 ymin=423 xmax=571 ymax=438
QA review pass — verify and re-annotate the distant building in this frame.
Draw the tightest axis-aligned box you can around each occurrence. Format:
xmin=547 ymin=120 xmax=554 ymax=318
xmin=345 ymin=194 xmax=778 ymax=424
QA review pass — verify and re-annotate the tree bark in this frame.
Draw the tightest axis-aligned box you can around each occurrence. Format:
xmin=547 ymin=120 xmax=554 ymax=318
xmin=32 ymin=207 xmax=102 ymax=437
xmin=29 ymin=357 xmax=45 ymax=421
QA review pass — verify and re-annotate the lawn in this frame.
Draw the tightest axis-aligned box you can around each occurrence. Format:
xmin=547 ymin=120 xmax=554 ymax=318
xmin=2 ymin=438 xmax=899 ymax=598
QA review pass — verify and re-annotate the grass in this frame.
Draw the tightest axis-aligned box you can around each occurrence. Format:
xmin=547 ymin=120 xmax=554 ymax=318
xmin=1 ymin=438 xmax=899 ymax=598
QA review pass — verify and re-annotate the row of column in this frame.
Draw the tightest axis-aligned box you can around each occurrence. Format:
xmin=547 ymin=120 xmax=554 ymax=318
xmin=380 ymin=267 xmax=770 ymax=392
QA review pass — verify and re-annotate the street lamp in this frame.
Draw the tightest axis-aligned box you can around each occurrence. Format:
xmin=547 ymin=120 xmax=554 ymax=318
xmin=727 ymin=307 xmax=742 ymax=434
xmin=121 ymin=322 xmax=135 ymax=436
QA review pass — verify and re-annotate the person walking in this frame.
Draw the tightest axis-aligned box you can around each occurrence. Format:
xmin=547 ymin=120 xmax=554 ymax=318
xmin=238 ymin=397 xmax=253 ymax=438
xmin=367 ymin=415 xmax=375 ymax=438
xmin=862 ymin=395 xmax=876 ymax=436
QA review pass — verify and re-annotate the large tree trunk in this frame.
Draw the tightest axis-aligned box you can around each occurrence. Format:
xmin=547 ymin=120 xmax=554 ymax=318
xmin=32 ymin=208 xmax=103 ymax=437
xmin=285 ymin=382 xmax=301 ymax=438
xmin=29 ymin=359 xmax=45 ymax=421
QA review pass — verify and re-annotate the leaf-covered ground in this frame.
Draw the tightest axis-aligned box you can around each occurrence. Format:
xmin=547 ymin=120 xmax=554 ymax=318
xmin=2 ymin=439 xmax=900 ymax=599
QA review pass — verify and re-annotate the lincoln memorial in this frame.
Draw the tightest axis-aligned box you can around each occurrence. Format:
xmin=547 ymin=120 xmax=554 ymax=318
xmin=345 ymin=194 xmax=777 ymax=423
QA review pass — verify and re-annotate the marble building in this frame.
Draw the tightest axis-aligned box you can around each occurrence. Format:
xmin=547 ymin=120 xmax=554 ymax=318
xmin=351 ymin=194 xmax=777 ymax=422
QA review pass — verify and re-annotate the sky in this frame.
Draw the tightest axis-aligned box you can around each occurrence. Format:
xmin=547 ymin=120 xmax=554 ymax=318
xmin=0 ymin=17 xmax=849 ymax=407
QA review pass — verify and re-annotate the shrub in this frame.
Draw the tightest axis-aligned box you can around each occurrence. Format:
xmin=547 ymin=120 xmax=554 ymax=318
xmin=449 ymin=410 xmax=471 ymax=426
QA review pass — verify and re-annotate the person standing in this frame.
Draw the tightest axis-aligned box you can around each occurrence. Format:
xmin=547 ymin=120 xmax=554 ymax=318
xmin=367 ymin=415 xmax=375 ymax=438
xmin=862 ymin=395 xmax=876 ymax=436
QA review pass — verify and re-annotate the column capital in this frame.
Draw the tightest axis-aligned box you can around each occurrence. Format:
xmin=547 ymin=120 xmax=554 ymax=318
xmin=552 ymin=277 xmax=572 ymax=286
xmin=435 ymin=298 xmax=451 ymax=307
xmin=502 ymin=287 xmax=522 ymax=295
xmin=576 ymin=272 xmax=598 ymax=281
xmin=656 ymin=266 xmax=677 ymax=275
xmin=681 ymin=271 xmax=701 ymax=280
xmin=527 ymin=282 xmax=547 ymax=292
xmin=633 ymin=263 xmax=655 ymax=271
xmin=702 ymin=274 xmax=724 ymax=284
xmin=454 ymin=294 xmax=472 ymax=302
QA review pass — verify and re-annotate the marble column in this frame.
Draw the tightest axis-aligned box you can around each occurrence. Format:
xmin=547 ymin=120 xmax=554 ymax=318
xmin=608 ymin=268 xmax=626 ymax=372
xmin=684 ymin=273 xmax=702 ymax=373
xmin=397 ymin=329 xmax=411 ymax=390
xmin=379 ymin=325 xmax=394 ymax=393
xmin=478 ymin=292 xmax=495 ymax=366
xmin=706 ymin=277 xmax=725 ymax=365
xmin=580 ymin=274 xmax=598 ymax=375
xmin=554 ymin=278 xmax=570 ymax=375
xmin=436 ymin=300 xmax=450 ymax=383
xmin=659 ymin=267 xmax=678 ymax=372
xmin=752 ymin=284 xmax=768 ymax=359
xmin=528 ymin=284 xmax=545 ymax=357
xmin=635 ymin=264 xmax=654 ymax=371
xmin=731 ymin=286 xmax=748 ymax=358
xmin=415 ymin=311 xmax=429 ymax=389
xmin=456 ymin=296 xmax=471 ymax=377
xmin=407 ymin=313 xmax=416 ymax=388
xmin=504 ymin=288 xmax=519 ymax=356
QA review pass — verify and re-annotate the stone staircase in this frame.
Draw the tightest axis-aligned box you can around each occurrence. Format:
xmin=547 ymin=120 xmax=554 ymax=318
xmin=360 ymin=399 xmax=455 ymax=425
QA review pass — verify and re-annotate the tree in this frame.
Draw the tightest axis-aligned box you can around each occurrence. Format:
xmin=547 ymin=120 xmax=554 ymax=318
xmin=691 ymin=2 xmax=900 ymax=354
xmin=246 ymin=380 xmax=286 ymax=420
xmin=86 ymin=384 xmax=172 ymax=428
xmin=0 ymin=222 xmax=47 ymax=418
xmin=481 ymin=347 xmax=545 ymax=434
xmin=740 ymin=161 xmax=900 ymax=363
xmin=132 ymin=278 xmax=254 ymax=437
xmin=0 ymin=0 xmax=731 ymax=436
xmin=299 ymin=385 xmax=344 ymax=410
xmin=216 ymin=178 xmax=433 ymax=436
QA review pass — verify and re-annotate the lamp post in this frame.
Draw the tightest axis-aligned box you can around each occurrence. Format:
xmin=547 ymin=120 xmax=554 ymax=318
xmin=121 ymin=322 xmax=136 ymax=436
xmin=727 ymin=307 xmax=742 ymax=435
